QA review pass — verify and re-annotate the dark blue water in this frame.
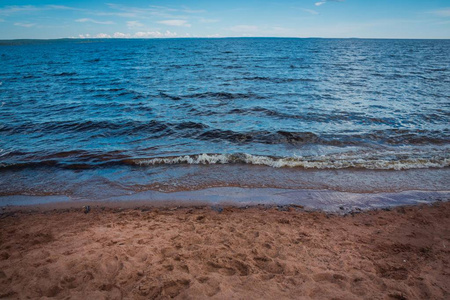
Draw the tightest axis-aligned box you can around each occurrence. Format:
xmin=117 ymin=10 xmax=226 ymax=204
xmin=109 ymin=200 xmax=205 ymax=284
xmin=0 ymin=38 xmax=449 ymax=199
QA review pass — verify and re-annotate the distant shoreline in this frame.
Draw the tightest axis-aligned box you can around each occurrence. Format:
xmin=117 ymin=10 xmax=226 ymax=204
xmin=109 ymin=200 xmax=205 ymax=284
xmin=1 ymin=37 xmax=450 ymax=42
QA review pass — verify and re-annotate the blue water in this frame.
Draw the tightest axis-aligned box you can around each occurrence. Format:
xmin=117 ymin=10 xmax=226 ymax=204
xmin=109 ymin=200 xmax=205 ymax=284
xmin=0 ymin=38 xmax=449 ymax=199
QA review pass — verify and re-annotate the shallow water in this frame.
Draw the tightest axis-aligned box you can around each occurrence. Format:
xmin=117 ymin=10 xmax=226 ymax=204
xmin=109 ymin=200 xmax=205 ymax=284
xmin=0 ymin=38 xmax=449 ymax=201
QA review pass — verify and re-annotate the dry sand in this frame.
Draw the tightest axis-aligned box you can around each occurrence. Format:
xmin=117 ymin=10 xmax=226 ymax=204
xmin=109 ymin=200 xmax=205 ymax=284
xmin=0 ymin=201 xmax=449 ymax=299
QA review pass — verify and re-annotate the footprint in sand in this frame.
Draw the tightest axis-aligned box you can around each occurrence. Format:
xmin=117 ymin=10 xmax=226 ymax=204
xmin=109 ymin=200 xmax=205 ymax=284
xmin=253 ymin=256 xmax=285 ymax=274
xmin=313 ymin=272 xmax=348 ymax=289
xmin=206 ymin=258 xmax=251 ymax=276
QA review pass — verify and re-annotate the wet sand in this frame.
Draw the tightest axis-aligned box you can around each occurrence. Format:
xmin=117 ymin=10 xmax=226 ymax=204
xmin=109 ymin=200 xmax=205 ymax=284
xmin=0 ymin=202 xmax=449 ymax=299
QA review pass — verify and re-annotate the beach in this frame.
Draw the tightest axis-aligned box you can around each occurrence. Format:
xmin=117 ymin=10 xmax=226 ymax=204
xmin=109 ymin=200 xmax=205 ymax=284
xmin=0 ymin=201 xmax=449 ymax=299
xmin=0 ymin=37 xmax=449 ymax=299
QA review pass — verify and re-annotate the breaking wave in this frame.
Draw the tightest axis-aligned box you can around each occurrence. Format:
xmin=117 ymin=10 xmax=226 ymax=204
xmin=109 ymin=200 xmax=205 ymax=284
xmin=2 ymin=150 xmax=449 ymax=171
xmin=134 ymin=152 xmax=450 ymax=170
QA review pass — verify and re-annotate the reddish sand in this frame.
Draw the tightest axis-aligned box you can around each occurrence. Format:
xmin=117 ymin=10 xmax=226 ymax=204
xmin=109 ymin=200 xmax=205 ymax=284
xmin=0 ymin=202 xmax=449 ymax=299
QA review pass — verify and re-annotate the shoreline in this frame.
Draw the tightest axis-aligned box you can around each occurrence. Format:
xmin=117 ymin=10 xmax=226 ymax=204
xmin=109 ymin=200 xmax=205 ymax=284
xmin=1 ymin=187 xmax=449 ymax=214
xmin=2 ymin=166 xmax=449 ymax=199
xmin=0 ymin=201 xmax=449 ymax=299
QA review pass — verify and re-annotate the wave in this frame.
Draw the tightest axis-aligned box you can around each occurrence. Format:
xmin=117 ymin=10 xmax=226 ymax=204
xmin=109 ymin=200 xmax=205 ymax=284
xmin=159 ymin=91 xmax=267 ymax=100
xmin=53 ymin=72 xmax=77 ymax=77
xmin=133 ymin=152 xmax=450 ymax=170
xmin=242 ymin=76 xmax=318 ymax=83
xmin=1 ymin=119 xmax=448 ymax=146
xmin=159 ymin=92 xmax=182 ymax=100
xmin=1 ymin=149 xmax=449 ymax=171
xmin=194 ymin=128 xmax=449 ymax=146
xmin=196 ymin=130 xmax=321 ymax=144
xmin=0 ymin=120 xmax=172 ymax=135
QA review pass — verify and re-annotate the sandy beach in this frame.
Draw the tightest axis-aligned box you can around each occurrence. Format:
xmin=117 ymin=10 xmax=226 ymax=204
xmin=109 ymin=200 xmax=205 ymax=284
xmin=0 ymin=201 xmax=449 ymax=299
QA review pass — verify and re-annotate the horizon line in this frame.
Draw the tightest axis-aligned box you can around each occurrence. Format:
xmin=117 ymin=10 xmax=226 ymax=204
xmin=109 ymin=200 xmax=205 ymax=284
xmin=1 ymin=36 xmax=450 ymax=41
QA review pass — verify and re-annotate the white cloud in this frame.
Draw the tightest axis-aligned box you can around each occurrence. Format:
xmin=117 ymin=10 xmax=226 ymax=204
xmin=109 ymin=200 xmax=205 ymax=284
xmin=78 ymin=30 xmax=178 ymax=39
xmin=0 ymin=18 xmax=5 ymax=22
xmin=78 ymin=30 xmax=179 ymax=39
xmin=95 ymin=33 xmax=111 ymax=38
xmin=113 ymin=32 xmax=131 ymax=38
xmin=127 ymin=20 xmax=144 ymax=28
xmin=430 ymin=8 xmax=450 ymax=17
xmin=315 ymin=0 xmax=345 ymax=6
xmin=162 ymin=30 xmax=178 ymax=37
xmin=78 ymin=33 xmax=113 ymax=38
xmin=78 ymin=32 xmax=116 ymax=38
xmin=133 ymin=31 xmax=163 ymax=38
xmin=134 ymin=30 xmax=177 ymax=38
xmin=230 ymin=25 xmax=258 ymax=32
xmin=14 ymin=22 xmax=36 ymax=27
xmin=75 ymin=18 xmax=114 ymax=25
xmin=157 ymin=19 xmax=191 ymax=27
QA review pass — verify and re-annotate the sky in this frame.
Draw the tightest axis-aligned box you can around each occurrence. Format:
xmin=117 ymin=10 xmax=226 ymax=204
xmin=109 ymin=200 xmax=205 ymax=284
xmin=0 ymin=1 xmax=449 ymax=39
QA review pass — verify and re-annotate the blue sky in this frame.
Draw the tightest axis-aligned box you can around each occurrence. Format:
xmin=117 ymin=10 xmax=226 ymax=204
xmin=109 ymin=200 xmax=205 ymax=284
xmin=0 ymin=1 xmax=449 ymax=39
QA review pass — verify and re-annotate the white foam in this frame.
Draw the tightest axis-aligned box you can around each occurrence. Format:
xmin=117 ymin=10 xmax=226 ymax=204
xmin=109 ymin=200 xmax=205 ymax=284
xmin=134 ymin=152 xmax=450 ymax=170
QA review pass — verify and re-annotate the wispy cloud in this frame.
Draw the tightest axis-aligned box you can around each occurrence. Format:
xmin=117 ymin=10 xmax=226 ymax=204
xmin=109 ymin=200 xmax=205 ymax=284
xmin=105 ymin=3 xmax=204 ymax=19
xmin=14 ymin=22 xmax=36 ymax=27
xmin=45 ymin=5 xmax=85 ymax=12
xmin=75 ymin=18 xmax=114 ymax=25
xmin=429 ymin=8 xmax=450 ymax=17
xmin=0 ymin=5 xmax=83 ymax=15
xmin=182 ymin=8 xmax=206 ymax=14
xmin=105 ymin=3 xmax=159 ymax=18
xmin=77 ymin=31 xmax=178 ymax=39
xmin=0 ymin=5 xmax=39 ymax=15
xmin=134 ymin=30 xmax=178 ymax=38
xmin=315 ymin=0 xmax=345 ymax=6
xmin=301 ymin=8 xmax=319 ymax=15
xmin=151 ymin=5 xmax=205 ymax=14
xmin=0 ymin=3 xmax=199 ymax=20
xmin=157 ymin=19 xmax=191 ymax=27
xmin=127 ymin=20 xmax=144 ymax=28
xmin=436 ymin=20 xmax=450 ymax=25
xmin=199 ymin=18 xmax=219 ymax=23
xmin=92 ymin=11 xmax=136 ymax=18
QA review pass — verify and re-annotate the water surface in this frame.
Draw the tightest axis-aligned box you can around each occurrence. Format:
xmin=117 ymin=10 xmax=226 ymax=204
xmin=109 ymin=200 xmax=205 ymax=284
xmin=0 ymin=38 xmax=449 ymax=202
